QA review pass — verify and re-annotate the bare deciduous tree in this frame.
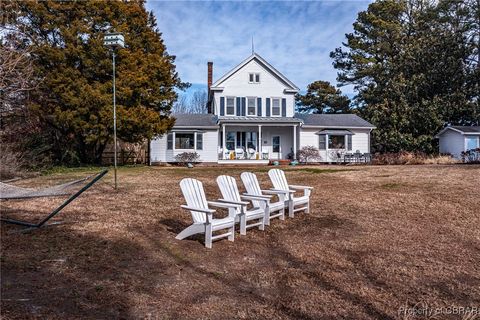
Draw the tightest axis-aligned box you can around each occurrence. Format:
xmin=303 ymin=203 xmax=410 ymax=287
xmin=0 ymin=36 xmax=36 ymax=115
xmin=172 ymin=90 xmax=208 ymax=114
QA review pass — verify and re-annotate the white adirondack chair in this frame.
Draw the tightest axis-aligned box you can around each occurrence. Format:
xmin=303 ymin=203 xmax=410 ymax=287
xmin=268 ymin=169 xmax=313 ymax=218
xmin=177 ymin=178 xmax=239 ymax=248
xmin=240 ymin=172 xmax=285 ymax=225
xmin=235 ymin=148 xmax=244 ymax=159
xmin=216 ymin=175 xmax=269 ymax=235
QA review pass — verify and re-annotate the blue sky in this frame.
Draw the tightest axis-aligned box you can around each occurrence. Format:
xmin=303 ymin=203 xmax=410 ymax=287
xmin=146 ymin=0 xmax=372 ymax=98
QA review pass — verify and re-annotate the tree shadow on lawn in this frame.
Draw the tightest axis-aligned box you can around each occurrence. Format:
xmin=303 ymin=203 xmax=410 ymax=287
xmin=1 ymin=224 xmax=160 ymax=319
xmin=145 ymin=212 xmax=398 ymax=319
xmin=155 ymin=210 xmax=479 ymax=319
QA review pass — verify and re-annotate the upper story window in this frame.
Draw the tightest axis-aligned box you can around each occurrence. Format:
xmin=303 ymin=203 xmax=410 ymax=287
xmin=226 ymin=97 xmax=235 ymax=115
xmin=249 ymin=73 xmax=260 ymax=84
xmin=247 ymin=97 xmax=256 ymax=116
xmin=271 ymin=98 xmax=280 ymax=116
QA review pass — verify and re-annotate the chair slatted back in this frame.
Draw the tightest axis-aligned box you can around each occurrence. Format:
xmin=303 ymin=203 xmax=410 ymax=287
xmin=180 ymin=178 xmax=208 ymax=223
xmin=240 ymin=172 xmax=262 ymax=208
xmin=268 ymin=169 xmax=289 ymax=191
xmin=216 ymin=175 xmax=242 ymax=206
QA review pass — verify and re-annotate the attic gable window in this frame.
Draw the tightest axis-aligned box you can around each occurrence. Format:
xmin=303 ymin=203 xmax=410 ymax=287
xmin=249 ymin=73 xmax=260 ymax=84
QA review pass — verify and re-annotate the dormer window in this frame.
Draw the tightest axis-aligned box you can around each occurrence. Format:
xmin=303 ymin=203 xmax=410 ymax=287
xmin=249 ymin=73 xmax=260 ymax=84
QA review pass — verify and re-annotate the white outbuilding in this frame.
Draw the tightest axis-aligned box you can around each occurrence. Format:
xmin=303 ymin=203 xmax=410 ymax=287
xmin=435 ymin=126 xmax=480 ymax=159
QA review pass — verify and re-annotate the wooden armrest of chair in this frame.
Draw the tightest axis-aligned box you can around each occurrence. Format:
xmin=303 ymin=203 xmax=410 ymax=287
xmin=262 ymin=189 xmax=286 ymax=195
xmin=269 ymin=188 xmax=295 ymax=194
xmin=289 ymin=185 xmax=314 ymax=190
xmin=242 ymin=193 xmax=272 ymax=199
xmin=217 ymin=199 xmax=249 ymax=206
xmin=181 ymin=205 xmax=216 ymax=213
xmin=241 ymin=194 xmax=270 ymax=202
xmin=181 ymin=205 xmax=214 ymax=223
xmin=207 ymin=201 xmax=241 ymax=209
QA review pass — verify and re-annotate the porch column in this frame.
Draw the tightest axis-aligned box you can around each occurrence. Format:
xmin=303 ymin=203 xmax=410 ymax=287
xmin=293 ymin=125 xmax=297 ymax=160
xmin=325 ymin=134 xmax=329 ymax=162
xmin=172 ymin=132 xmax=176 ymax=152
xmin=258 ymin=125 xmax=262 ymax=158
xmin=222 ymin=124 xmax=226 ymax=159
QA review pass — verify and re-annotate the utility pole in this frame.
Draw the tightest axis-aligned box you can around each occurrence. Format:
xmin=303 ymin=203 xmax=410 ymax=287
xmin=103 ymin=32 xmax=125 ymax=189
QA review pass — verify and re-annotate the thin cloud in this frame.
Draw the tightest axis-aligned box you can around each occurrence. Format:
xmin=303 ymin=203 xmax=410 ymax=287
xmin=146 ymin=0 xmax=371 ymax=95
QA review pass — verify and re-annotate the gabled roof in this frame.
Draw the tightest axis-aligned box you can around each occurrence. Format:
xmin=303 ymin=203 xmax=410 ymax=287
xmin=294 ymin=113 xmax=376 ymax=128
xmin=211 ymin=53 xmax=299 ymax=92
xmin=172 ymin=114 xmax=218 ymax=128
xmin=435 ymin=126 xmax=480 ymax=137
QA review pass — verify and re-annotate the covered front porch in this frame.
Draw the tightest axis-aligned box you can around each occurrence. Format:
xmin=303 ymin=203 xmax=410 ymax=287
xmin=217 ymin=118 xmax=301 ymax=162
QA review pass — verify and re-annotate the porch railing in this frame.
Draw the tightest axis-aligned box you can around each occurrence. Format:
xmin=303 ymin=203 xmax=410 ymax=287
xmin=219 ymin=149 xmax=271 ymax=160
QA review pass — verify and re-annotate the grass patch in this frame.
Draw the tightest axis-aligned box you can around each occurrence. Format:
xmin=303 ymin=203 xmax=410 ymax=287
xmin=379 ymin=182 xmax=404 ymax=189
xmin=2 ymin=165 xmax=479 ymax=319
xmin=41 ymin=165 xmax=149 ymax=176
xmin=255 ymin=167 xmax=356 ymax=174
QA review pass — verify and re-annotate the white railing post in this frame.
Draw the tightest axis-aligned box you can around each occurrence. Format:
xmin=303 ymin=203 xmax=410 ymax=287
xmin=222 ymin=124 xmax=226 ymax=159
xmin=293 ymin=125 xmax=297 ymax=160
xmin=258 ymin=125 xmax=262 ymax=159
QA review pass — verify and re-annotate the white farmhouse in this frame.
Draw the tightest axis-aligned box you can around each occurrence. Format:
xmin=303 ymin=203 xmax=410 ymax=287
xmin=150 ymin=53 xmax=376 ymax=164
xmin=435 ymin=126 xmax=480 ymax=159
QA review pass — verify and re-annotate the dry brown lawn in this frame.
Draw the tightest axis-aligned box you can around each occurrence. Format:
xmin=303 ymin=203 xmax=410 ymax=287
xmin=1 ymin=165 xmax=479 ymax=319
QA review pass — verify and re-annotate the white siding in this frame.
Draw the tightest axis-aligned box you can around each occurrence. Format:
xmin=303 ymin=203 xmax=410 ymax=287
xmin=213 ymin=59 xmax=295 ymax=117
xmin=439 ymin=130 xmax=465 ymax=159
xmin=351 ymin=129 xmax=371 ymax=153
xmin=150 ymin=130 xmax=219 ymax=163
xmin=299 ymin=128 xmax=371 ymax=162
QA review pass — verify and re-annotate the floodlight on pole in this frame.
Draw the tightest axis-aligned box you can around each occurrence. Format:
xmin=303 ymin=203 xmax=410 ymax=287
xmin=103 ymin=32 xmax=125 ymax=190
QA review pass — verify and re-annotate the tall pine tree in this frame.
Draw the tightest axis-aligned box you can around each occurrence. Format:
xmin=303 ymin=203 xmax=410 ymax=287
xmin=5 ymin=0 xmax=186 ymax=164
xmin=331 ymin=0 xmax=479 ymax=153
xmin=295 ymin=81 xmax=351 ymax=114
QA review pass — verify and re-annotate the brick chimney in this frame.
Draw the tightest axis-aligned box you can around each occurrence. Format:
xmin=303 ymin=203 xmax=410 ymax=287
xmin=207 ymin=61 xmax=213 ymax=113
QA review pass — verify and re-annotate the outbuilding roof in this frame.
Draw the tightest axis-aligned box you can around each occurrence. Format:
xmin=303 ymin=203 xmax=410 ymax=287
xmin=435 ymin=126 xmax=480 ymax=137
xmin=294 ymin=113 xmax=376 ymax=128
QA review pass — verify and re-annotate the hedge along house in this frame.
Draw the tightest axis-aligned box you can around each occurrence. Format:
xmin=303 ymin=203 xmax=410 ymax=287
xmin=150 ymin=53 xmax=375 ymax=164
xmin=435 ymin=126 xmax=480 ymax=159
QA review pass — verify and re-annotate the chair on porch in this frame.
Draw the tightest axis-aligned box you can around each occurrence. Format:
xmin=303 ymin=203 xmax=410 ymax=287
xmin=344 ymin=153 xmax=354 ymax=163
xmin=247 ymin=148 xmax=256 ymax=159
xmin=235 ymin=148 xmax=245 ymax=160
xmin=177 ymin=178 xmax=239 ymax=249
xmin=240 ymin=172 xmax=285 ymax=225
xmin=216 ymin=175 xmax=270 ymax=235
xmin=268 ymin=169 xmax=313 ymax=218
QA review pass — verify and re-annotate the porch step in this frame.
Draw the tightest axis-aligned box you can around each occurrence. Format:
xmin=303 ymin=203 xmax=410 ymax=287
xmin=269 ymin=160 xmax=291 ymax=166
xmin=217 ymin=160 xmax=269 ymax=165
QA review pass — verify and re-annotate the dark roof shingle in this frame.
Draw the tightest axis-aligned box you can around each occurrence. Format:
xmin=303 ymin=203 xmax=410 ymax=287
xmin=172 ymin=114 xmax=218 ymax=127
xmin=450 ymin=126 xmax=480 ymax=133
xmin=294 ymin=113 xmax=375 ymax=128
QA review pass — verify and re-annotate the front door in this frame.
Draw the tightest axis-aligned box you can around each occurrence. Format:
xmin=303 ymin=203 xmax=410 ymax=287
xmin=272 ymin=136 xmax=281 ymax=159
